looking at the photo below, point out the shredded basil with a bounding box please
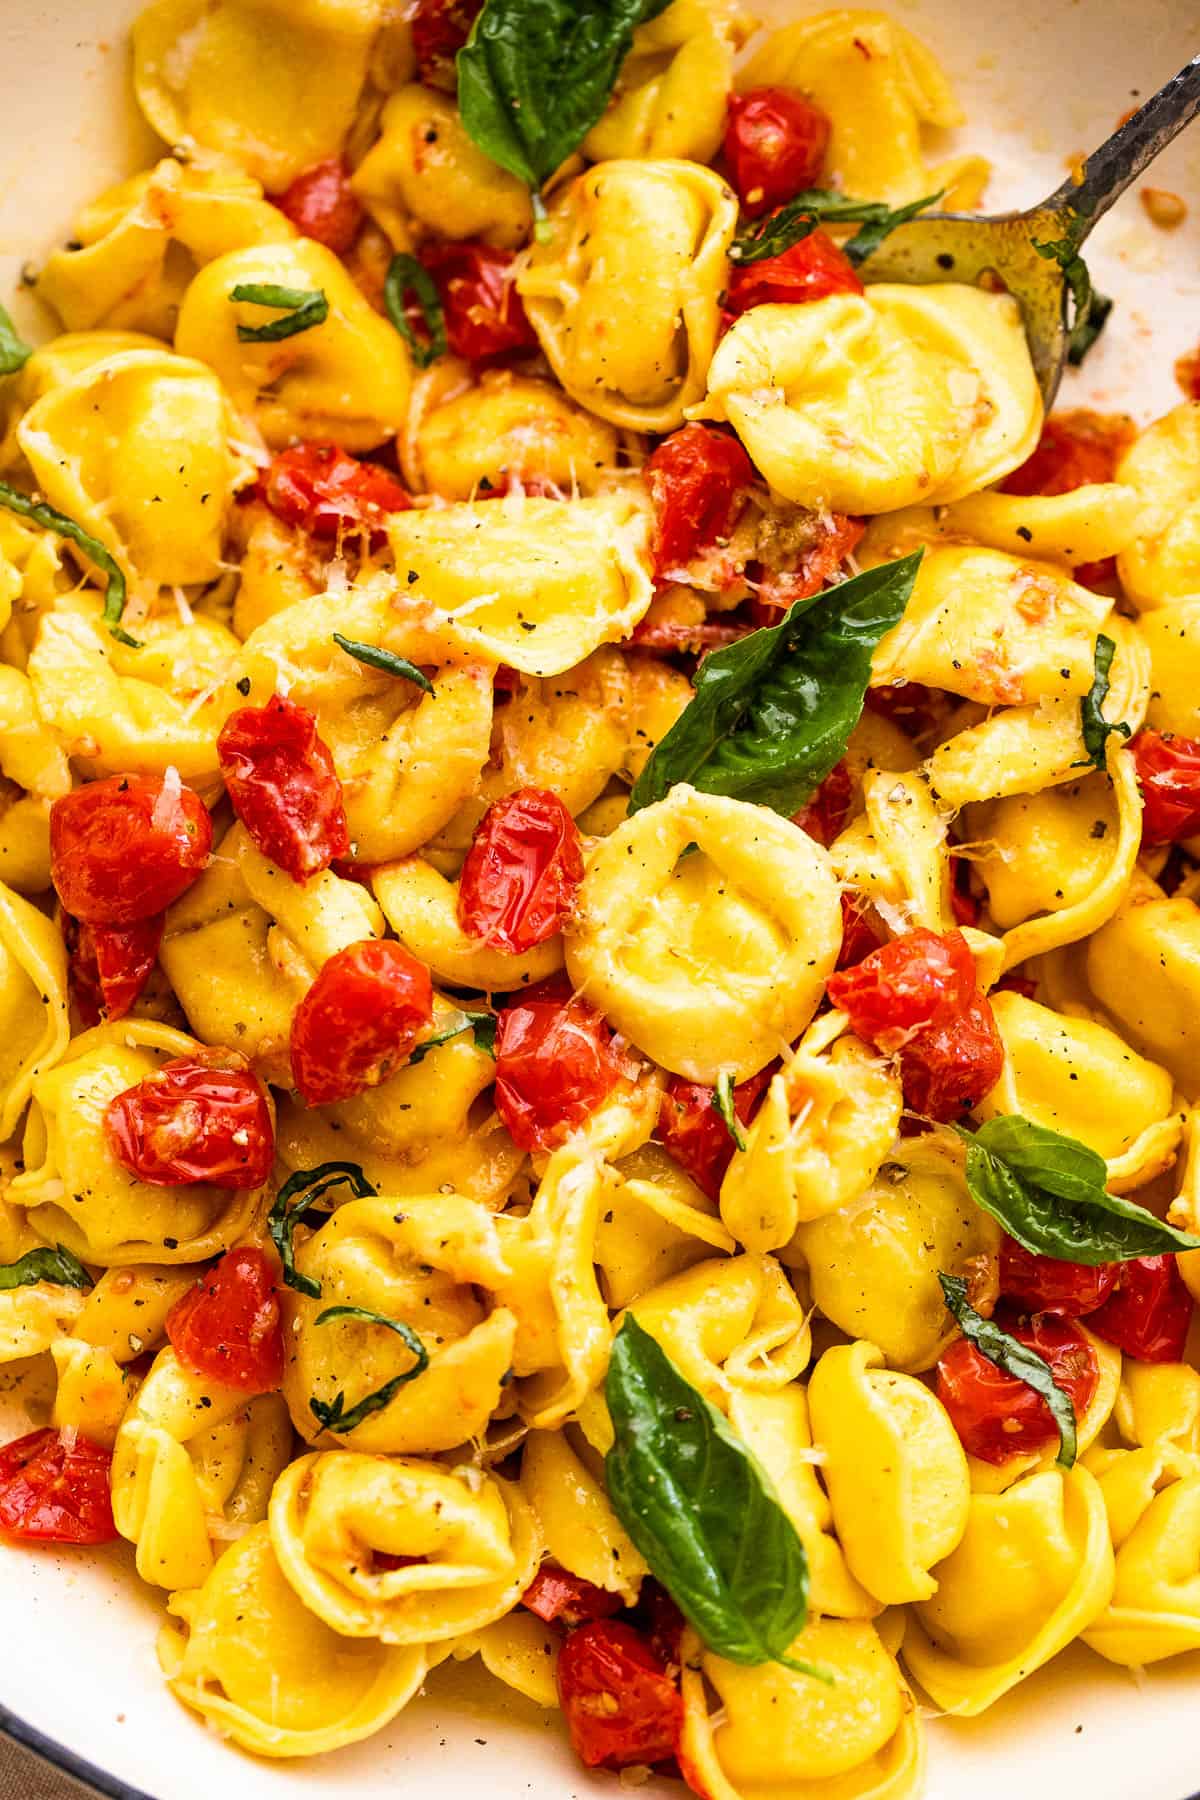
[939,1271,1077,1468]
[713,1073,746,1152]
[309,1305,429,1433]
[0,304,32,376]
[268,1161,377,1298]
[0,482,136,645]
[0,1244,93,1292]
[1078,633,1131,770]
[1031,236,1113,366]
[408,1007,497,1065]
[730,188,943,269]
[230,282,329,343]
[383,255,447,370]
[332,633,434,694]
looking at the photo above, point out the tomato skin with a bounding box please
[899,991,1004,1122]
[1000,409,1135,497]
[263,441,411,543]
[936,1309,1099,1464]
[166,1246,284,1394]
[218,693,350,885]
[104,1053,275,1189]
[411,0,483,88]
[1130,730,1200,844]
[494,995,636,1152]
[0,1428,117,1545]
[825,927,978,1055]
[724,87,831,218]
[290,939,434,1106]
[753,513,865,613]
[836,892,884,970]
[457,788,584,954]
[792,760,852,847]
[1088,1255,1194,1363]
[863,679,941,739]
[999,1238,1119,1317]
[656,1065,774,1201]
[557,1620,683,1772]
[275,158,363,252]
[64,911,163,1026]
[645,424,756,581]
[521,1564,624,1626]
[50,773,211,927]
[418,240,537,363]
[725,229,864,318]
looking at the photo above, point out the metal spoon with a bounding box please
[859,54,1200,404]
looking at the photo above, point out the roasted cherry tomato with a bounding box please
[166,1246,285,1394]
[792,760,853,847]
[724,87,831,217]
[1000,409,1135,496]
[457,788,584,954]
[263,441,411,543]
[218,693,350,884]
[1130,730,1200,844]
[494,994,636,1152]
[1088,1254,1195,1363]
[418,240,537,364]
[521,1564,624,1626]
[725,229,863,319]
[50,773,211,927]
[836,892,884,970]
[0,1428,117,1545]
[645,423,755,580]
[936,1308,1099,1464]
[863,679,942,739]
[290,938,434,1106]
[275,158,363,252]
[411,0,483,88]
[64,912,163,1026]
[635,1579,687,1670]
[899,991,1004,1121]
[753,513,865,613]
[657,1066,774,1201]
[999,1237,1119,1317]
[825,927,978,1054]
[104,1053,275,1189]
[557,1620,683,1772]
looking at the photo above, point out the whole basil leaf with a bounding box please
[0,304,32,376]
[939,1271,1077,1468]
[605,1315,824,1675]
[960,1114,1200,1265]
[730,189,942,269]
[268,1160,377,1297]
[1078,633,1131,770]
[0,482,136,646]
[628,552,921,816]
[0,1244,93,1291]
[309,1305,429,1434]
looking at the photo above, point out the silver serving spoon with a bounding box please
[859,54,1200,404]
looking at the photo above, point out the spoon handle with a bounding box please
[1040,53,1200,246]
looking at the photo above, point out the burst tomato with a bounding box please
[999,1239,1119,1317]
[725,229,863,318]
[825,927,978,1054]
[457,789,584,954]
[645,423,755,580]
[1088,1254,1194,1363]
[290,939,434,1106]
[50,773,211,927]
[792,760,853,847]
[899,991,1004,1121]
[262,441,411,543]
[218,693,349,884]
[936,1309,1099,1463]
[166,1246,284,1393]
[64,912,163,1025]
[557,1620,683,1772]
[104,1053,275,1189]
[1000,409,1135,496]
[275,158,363,252]
[753,513,865,612]
[418,240,536,363]
[1130,730,1200,844]
[724,87,831,218]
[837,893,884,970]
[656,1065,774,1201]
[494,994,636,1152]
[0,1428,117,1545]
[521,1564,624,1626]
[411,0,483,88]
[863,679,941,738]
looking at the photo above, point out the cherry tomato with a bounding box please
[629,616,749,656]
[64,912,163,1026]
[1130,730,1200,844]
[411,0,483,89]
[936,1308,1099,1464]
[50,773,211,927]
[0,1428,117,1545]
[656,1064,775,1202]
[263,441,411,543]
[521,1564,624,1626]
[792,760,852,847]
[825,927,978,1054]
[218,693,350,884]
[457,788,584,954]
[724,87,831,218]
[636,1580,687,1669]
[418,241,537,364]
[494,994,636,1152]
[753,513,865,613]
[1000,409,1135,496]
[899,991,1004,1121]
[166,1246,285,1394]
[836,893,884,970]
[105,1053,275,1189]
[557,1620,683,1772]
[725,229,863,319]
[950,856,981,928]
[275,158,363,252]
[290,938,434,1106]
[645,424,756,580]
[863,679,941,738]
[1088,1255,1195,1363]
[999,1237,1119,1317]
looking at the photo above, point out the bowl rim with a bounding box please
[1,1707,155,1800]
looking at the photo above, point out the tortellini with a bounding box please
[1114,401,1200,607]
[0,881,69,1139]
[521,1427,648,1603]
[1141,598,1200,737]
[413,371,620,502]
[373,857,563,990]
[1083,881,1200,1093]
[595,1141,735,1310]
[351,87,533,250]
[585,0,749,165]
[627,1253,811,1407]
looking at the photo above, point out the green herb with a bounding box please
[629,552,921,817]
[408,1007,497,1065]
[309,1305,429,1433]
[1031,236,1113,366]
[268,1161,377,1298]
[332,633,434,694]
[0,482,137,646]
[230,282,329,343]
[713,1073,746,1152]
[939,1271,1077,1468]
[730,189,943,268]
[0,304,32,376]
[958,1115,1200,1265]
[605,1315,824,1674]
[383,255,447,369]
[0,1244,93,1291]
[1078,633,1130,771]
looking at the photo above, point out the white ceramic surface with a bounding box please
[1,3,1199,1798]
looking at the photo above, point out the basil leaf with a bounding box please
[1078,633,1131,771]
[268,1160,377,1298]
[383,255,447,370]
[0,1244,93,1291]
[309,1305,429,1433]
[230,282,329,343]
[408,1007,497,1066]
[605,1315,824,1674]
[1031,236,1113,368]
[0,481,137,646]
[730,189,942,269]
[959,1114,1200,1265]
[0,304,32,376]
[939,1271,1077,1468]
[333,633,434,694]
[713,1073,746,1152]
[628,552,921,817]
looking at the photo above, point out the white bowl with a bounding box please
[2,3,1200,1797]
